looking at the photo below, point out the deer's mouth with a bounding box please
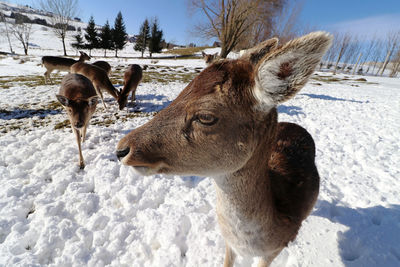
[116,147,168,175]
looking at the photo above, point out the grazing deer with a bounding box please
[42,51,90,84]
[56,74,99,169]
[92,61,112,75]
[116,32,332,266]
[117,64,143,110]
[202,51,219,66]
[70,62,119,109]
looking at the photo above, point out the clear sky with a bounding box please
[6,0,400,45]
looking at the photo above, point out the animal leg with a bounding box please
[81,124,88,142]
[73,126,85,169]
[223,243,236,267]
[94,85,107,109]
[258,250,281,267]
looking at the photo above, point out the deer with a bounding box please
[42,51,90,84]
[56,74,99,169]
[70,62,119,109]
[92,60,112,76]
[117,64,143,110]
[116,32,332,266]
[202,51,220,66]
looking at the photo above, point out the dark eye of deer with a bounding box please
[196,114,218,126]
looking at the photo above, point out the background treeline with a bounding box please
[321,31,400,77]
[72,12,127,57]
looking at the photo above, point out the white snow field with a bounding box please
[1,57,399,267]
[1,5,400,266]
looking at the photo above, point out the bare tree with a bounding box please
[10,16,33,55]
[368,39,384,74]
[0,12,14,54]
[390,49,400,77]
[188,0,285,58]
[39,0,78,56]
[341,36,361,73]
[359,36,379,74]
[333,32,351,74]
[269,0,304,44]
[379,31,400,76]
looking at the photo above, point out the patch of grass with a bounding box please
[142,70,197,84]
[312,75,342,83]
[54,119,70,130]
[355,78,367,82]
[45,101,62,110]
[0,74,61,88]
[164,46,212,56]
[0,109,12,115]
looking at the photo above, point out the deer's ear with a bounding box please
[56,95,70,106]
[240,37,279,65]
[202,51,206,57]
[253,32,332,109]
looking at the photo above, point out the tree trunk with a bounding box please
[62,36,67,56]
[3,22,14,54]
[220,45,229,59]
[352,53,362,75]
[380,50,392,76]
[104,49,107,57]
[115,48,118,57]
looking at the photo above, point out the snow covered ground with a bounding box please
[1,5,400,266]
[1,52,399,266]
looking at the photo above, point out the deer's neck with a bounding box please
[213,109,278,219]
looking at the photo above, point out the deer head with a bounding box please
[79,51,91,61]
[56,74,98,131]
[116,32,332,176]
[202,51,219,65]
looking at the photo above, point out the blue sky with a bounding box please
[8,0,400,45]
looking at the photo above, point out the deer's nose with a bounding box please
[75,121,84,129]
[116,147,130,160]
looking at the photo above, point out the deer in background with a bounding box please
[92,61,112,75]
[116,32,332,266]
[42,51,90,84]
[202,51,219,66]
[70,62,119,109]
[117,64,143,110]
[56,74,99,169]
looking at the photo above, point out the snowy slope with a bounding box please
[0,54,399,266]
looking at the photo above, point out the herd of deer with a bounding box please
[42,51,143,169]
[43,32,332,266]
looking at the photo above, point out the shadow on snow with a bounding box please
[314,200,400,266]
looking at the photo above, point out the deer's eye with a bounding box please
[195,113,218,126]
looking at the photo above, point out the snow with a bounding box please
[1,3,400,267]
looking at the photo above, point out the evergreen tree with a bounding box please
[148,18,164,58]
[99,20,113,57]
[134,19,150,58]
[72,33,85,50]
[112,11,127,57]
[84,16,99,56]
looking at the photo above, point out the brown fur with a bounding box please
[117,64,143,110]
[42,51,90,84]
[56,74,98,169]
[70,62,119,109]
[92,61,111,75]
[116,32,332,266]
